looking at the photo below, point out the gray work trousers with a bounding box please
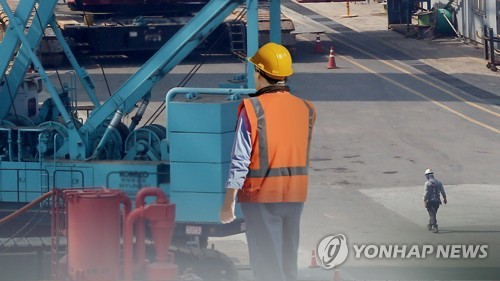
[427,201,440,226]
[241,202,304,281]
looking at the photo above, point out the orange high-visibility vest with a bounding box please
[237,91,316,203]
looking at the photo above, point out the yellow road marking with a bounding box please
[343,56,500,134]
[335,37,500,118]
[296,32,499,133]
[378,58,500,118]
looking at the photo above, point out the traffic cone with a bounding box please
[333,268,340,281]
[327,46,337,69]
[308,250,319,268]
[314,33,322,53]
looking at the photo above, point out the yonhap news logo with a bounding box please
[317,234,349,269]
[317,234,489,270]
[352,244,488,259]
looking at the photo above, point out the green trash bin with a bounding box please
[436,8,453,35]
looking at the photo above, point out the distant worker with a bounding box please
[219,42,316,281]
[423,169,447,233]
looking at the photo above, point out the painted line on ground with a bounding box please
[295,33,499,133]
[341,54,500,134]
[329,34,500,118]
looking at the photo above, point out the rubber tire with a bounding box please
[172,246,238,281]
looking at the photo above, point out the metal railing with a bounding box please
[0,167,86,202]
[478,26,500,72]
[0,168,50,202]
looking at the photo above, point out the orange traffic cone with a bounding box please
[327,46,337,69]
[314,33,322,53]
[333,268,340,281]
[309,250,319,268]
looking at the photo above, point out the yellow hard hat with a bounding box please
[248,42,293,80]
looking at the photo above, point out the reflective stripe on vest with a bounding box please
[246,96,315,179]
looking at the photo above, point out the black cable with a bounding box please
[33,4,73,125]
[21,200,51,238]
[145,7,248,124]
[82,10,113,97]
[33,6,66,90]
[99,63,113,97]
[145,7,248,125]
[0,199,49,253]
[54,68,64,90]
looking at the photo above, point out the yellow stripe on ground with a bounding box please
[343,56,500,134]
[337,37,500,118]
[297,32,500,133]
[379,59,500,118]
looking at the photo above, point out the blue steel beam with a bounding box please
[49,16,100,108]
[0,0,86,159]
[246,0,258,88]
[0,0,36,84]
[80,0,244,135]
[0,0,59,118]
[270,0,282,44]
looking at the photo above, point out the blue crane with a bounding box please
[0,0,286,276]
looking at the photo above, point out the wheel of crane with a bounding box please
[147,124,167,137]
[5,115,35,127]
[124,124,166,160]
[36,121,70,158]
[87,121,129,160]
[115,121,130,145]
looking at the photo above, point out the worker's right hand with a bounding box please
[220,188,238,224]
[220,201,236,224]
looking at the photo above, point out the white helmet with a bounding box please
[425,168,433,175]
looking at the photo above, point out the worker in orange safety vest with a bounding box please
[220,42,316,281]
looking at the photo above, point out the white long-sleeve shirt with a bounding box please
[423,178,446,201]
[225,110,252,190]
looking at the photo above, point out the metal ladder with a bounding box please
[228,20,246,54]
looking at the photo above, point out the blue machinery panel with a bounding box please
[166,88,254,223]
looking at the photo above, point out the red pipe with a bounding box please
[148,205,175,263]
[121,193,132,221]
[136,215,147,273]
[120,192,135,280]
[135,187,168,206]
[134,187,166,271]
[124,207,144,281]
[124,187,172,281]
